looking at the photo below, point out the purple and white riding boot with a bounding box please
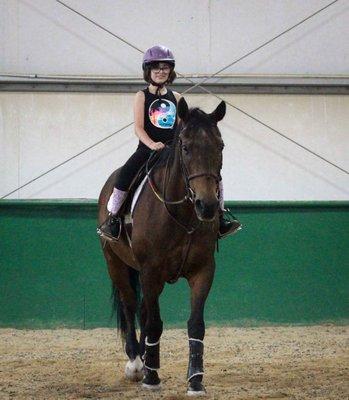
[97,188,128,241]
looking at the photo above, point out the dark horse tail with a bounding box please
[111,266,141,340]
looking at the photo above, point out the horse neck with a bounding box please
[164,142,187,200]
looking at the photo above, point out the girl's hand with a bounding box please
[149,142,165,151]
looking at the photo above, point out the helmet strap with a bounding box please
[149,79,165,97]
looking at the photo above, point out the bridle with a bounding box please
[179,138,220,195]
[145,129,221,284]
[145,147,193,205]
[146,134,220,208]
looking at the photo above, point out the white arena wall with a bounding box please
[1,0,348,76]
[1,1,348,201]
[1,91,348,201]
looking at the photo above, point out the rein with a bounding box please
[144,131,220,284]
[145,150,194,205]
[145,137,220,208]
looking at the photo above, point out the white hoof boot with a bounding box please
[187,381,206,396]
[125,356,144,381]
[142,382,162,391]
[187,389,207,396]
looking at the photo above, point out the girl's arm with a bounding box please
[134,91,164,150]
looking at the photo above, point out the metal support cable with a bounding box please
[182,0,339,94]
[2,0,344,198]
[55,0,339,89]
[55,0,144,54]
[54,0,347,174]
[200,87,349,175]
[1,122,134,199]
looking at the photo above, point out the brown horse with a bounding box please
[98,97,226,395]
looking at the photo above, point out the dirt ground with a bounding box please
[0,325,348,400]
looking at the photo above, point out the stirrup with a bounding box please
[218,208,242,239]
[96,214,122,242]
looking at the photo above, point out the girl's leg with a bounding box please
[98,146,151,240]
[107,146,151,215]
[218,179,242,238]
[107,188,128,215]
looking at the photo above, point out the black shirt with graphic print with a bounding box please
[142,88,177,145]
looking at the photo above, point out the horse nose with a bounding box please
[195,199,219,221]
[195,199,205,214]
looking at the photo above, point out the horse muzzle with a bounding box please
[194,199,219,222]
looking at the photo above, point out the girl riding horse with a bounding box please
[98,45,241,240]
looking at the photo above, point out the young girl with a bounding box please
[98,45,240,240]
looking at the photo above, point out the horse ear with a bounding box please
[210,101,226,123]
[177,97,189,122]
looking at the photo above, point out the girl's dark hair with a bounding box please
[143,64,177,85]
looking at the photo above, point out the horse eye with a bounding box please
[182,145,189,154]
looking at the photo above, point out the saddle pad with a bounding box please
[131,175,148,216]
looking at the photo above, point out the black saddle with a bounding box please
[121,150,162,217]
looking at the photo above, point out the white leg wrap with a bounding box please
[143,336,160,370]
[187,338,204,382]
[187,371,204,381]
[107,188,127,215]
[189,338,204,344]
[144,364,159,371]
[145,337,160,346]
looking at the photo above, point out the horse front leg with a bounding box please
[140,273,165,390]
[187,265,215,396]
[139,299,147,361]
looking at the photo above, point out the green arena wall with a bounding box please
[0,200,348,328]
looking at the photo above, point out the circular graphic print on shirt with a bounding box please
[148,99,176,129]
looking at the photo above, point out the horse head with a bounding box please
[177,97,226,222]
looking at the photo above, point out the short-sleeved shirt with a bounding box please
[142,87,177,145]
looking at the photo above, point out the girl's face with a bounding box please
[150,62,171,85]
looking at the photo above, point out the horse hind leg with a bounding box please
[124,355,143,382]
[112,279,143,382]
[104,246,143,381]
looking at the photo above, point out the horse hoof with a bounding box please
[187,381,206,396]
[142,369,161,389]
[142,382,162,391]
[125,356,144,381]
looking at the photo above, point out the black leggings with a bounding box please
[115,144,151,191]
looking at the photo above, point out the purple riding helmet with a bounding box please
[142,45,175,70]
